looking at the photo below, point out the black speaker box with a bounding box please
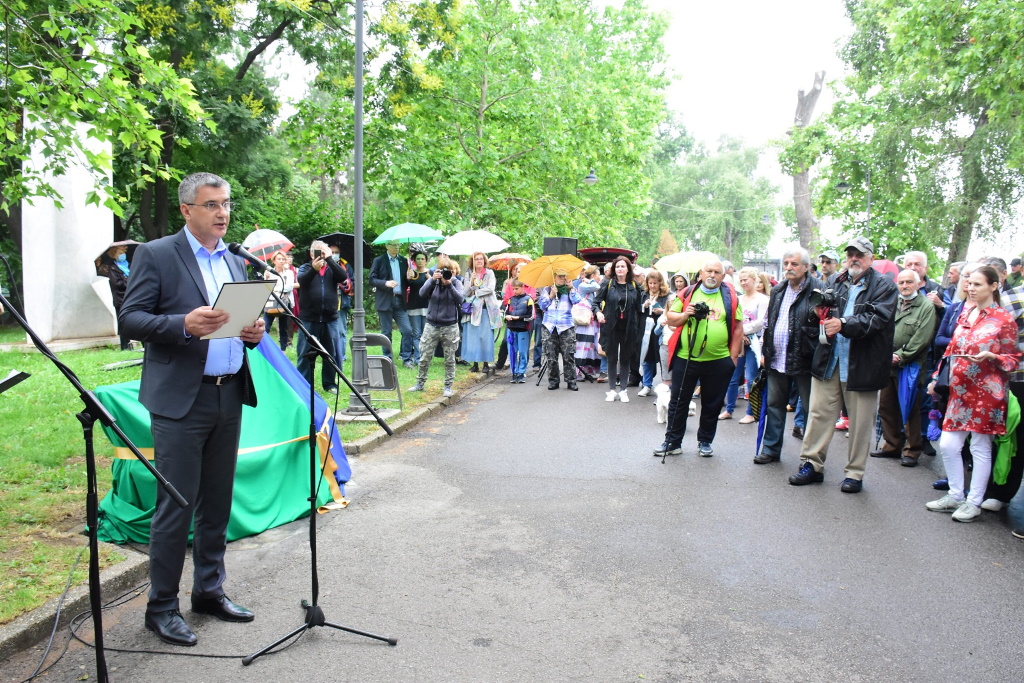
[543,237,578,256]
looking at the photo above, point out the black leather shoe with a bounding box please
[145,609,197,646]
[869,449,900,458]
[840,478,863,493]
[791,426,804,440]
[922,440,937,456]
[566,382,578,391]
[191,594,254,622]
[789,462,824,485]
[753,452,780,464]
[548,383,559,390]
[900,456,919,467]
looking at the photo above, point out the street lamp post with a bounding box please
[345,0,370,413]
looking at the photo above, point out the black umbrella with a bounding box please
[317,232,373,265]
[94,240,141,272]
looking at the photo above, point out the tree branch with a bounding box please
[454,121,478,164]
[236,18,294,81]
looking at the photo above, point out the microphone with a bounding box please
[227,243,274,275]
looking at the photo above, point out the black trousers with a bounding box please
[147,380,244,613]
[605,328,635,392]
[664,356,735,447]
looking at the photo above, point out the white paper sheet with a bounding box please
[201,280,275,340]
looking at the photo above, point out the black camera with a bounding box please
[809,288,839,308]
[691,301,710,320]
[440,268,453,280]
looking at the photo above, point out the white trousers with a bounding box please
[938,430,994,507]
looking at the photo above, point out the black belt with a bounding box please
[202,373,237,386]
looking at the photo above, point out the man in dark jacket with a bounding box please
[789,236,897,493]
[369,241,414,366]
[755,246,821,464]
[408,257,463,398]
[296,240,350,394]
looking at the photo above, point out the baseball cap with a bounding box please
[845,237,874,254]
[819,249,840,261]
[1011,258,1022,267]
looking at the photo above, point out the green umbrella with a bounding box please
[372,222,444,245]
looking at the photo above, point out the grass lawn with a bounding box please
[0,323,492,626]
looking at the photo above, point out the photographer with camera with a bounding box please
[408,256,464,398]
[296,240,350,394]
[788,237,897,493]
[755,246,822,464]
[653,258,743,458]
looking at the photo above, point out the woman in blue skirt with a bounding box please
[461,251,502,372]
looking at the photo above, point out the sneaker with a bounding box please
[605,390,618,402]
[596,372,608,383]
[653,442,682,456]
[619,390,629,403]
[952,501,982,523]
[326,386,339,395]
[510,375,518,384]
[926,494,964,512]
[637,386,651,397]
[409,382,425,392]
[753,452,780,464]
[1011,529,1024,540]
[688,400,696,416]
[933,478,949,490]
[835,416,849,431]
[403,360,415,368]
[789,462,824,486]
[442,386,453,398]
[697,441,713,457]
[981,498,1006,512]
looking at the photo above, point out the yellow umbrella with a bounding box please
[654,250,719,276]
[517,254,586,288]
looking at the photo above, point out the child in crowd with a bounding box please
[504,278,535,383]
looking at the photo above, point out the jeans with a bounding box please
[508,330,530,376]
[408,313,425,364]
[760,369,811,458]
[335,307,349,367]
[794,395,807,430]
[1008,480,1024,531]
[724,346,759,415]
[641,360,658,389]
[296,318,340,390]
[263,311,291,350]
[532,312,544,367]
[379,297,414,363]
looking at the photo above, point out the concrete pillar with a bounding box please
[21,123,116,343]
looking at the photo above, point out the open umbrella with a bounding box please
[317,232,373,265]
[94,240,140,271]
[242,228,293,261]
[655,250,719,276]
[488,253,532,270]
[436,229,509,255]
[872,259,901,280]
[577,247,638,267]
[517,254,586,289]
[373,222,444,245]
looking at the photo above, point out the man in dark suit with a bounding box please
[120,172,265,647]
[369,240,414,366]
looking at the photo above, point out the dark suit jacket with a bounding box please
[369,252,410,312]
[119,229,257,420]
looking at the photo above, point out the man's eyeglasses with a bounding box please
[186,201,235,212]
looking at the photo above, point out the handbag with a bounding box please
[572,302,593,326]
[461,300,474,315]
[932,356,952,411]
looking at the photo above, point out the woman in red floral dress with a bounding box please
[926,265,1021,522]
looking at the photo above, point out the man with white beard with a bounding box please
[788,237,898,493]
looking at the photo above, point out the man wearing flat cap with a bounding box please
[789,236,898,493]
[1006,257,1023,291]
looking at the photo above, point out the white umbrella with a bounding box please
[436,230,509,255]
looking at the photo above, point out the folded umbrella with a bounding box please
[748,367,770,456]
[897,363,920,425]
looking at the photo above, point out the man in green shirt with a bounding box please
[1006,258,1023,291]
[654,259,744,458]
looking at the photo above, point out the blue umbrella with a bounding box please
[373,222,444,245]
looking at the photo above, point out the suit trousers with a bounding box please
[147,380,244,613]
[799,372,878,481]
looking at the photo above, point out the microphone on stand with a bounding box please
[227,243,277,277]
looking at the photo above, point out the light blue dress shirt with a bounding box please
[389,255,403,295]
[183,228,244,376]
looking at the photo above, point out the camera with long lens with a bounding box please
[691,301,710,320]
[440,268,453,280]
[809,288,839,309]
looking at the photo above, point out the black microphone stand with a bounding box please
[242,270,397,666]
[0,292,187,683]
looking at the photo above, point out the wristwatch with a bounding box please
[839,317,847,328]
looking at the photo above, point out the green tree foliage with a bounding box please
[783,0,1024,268]
[288,0,669,252]
[0,0,205,214]
[630,129,777,265]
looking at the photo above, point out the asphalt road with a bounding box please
[8,373,1024,682]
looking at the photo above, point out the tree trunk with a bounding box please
[791,71,825,251]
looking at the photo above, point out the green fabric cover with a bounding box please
[95,351,333,544]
